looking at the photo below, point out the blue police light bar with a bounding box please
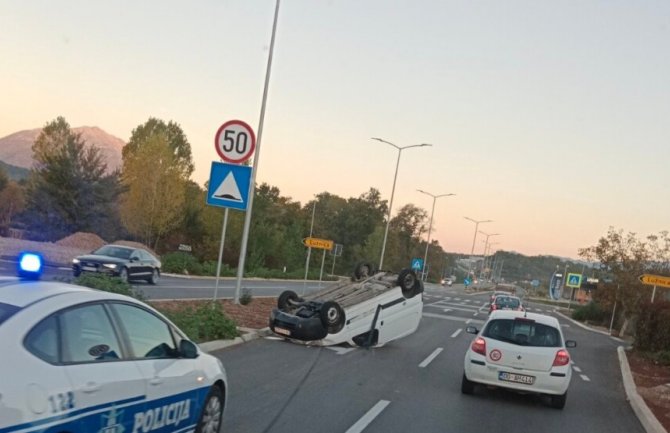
[17,252,43,280]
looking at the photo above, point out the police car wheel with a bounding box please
[196,385,224,433]
[320,301,345,334]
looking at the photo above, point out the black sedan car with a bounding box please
[72,244,161,284]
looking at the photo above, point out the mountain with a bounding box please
[0,160,29,181]
[0,126,125,173]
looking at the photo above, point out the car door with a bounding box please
[140,250,156,276]
[376,293,423,346]
[109,302,203,430]
[58,303,147,432]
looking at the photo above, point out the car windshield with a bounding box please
[484,318,561,347]
[0,302,20,326]
[495,297,520,308]
[92,246,133,260]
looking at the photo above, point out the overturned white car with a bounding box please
[269,264,423,347]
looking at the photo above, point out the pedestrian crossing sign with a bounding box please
[566,273,582,289]
[206,161,252,210]
[411,258,423,271]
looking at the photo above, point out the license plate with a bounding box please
[274,327,290,336]
[499,371,535,385]
[82,266,97,272]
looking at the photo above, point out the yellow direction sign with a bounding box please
[303,237,334,250]
[639,274,670,288]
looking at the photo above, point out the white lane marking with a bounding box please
[572,366,582,373]
[443,308,452,312]
[445,297,452,300]
[325,346,356,355]
[561,324,570,327]
[345,400,391,433]
[451,329,462,338]
[473,312,479,316]
[425,303,480,313]
[463,299,471,303]
[454,298,461,301]
[423,312,485,324]
[419,348,444,368]
[466,319,473,324]
[580,374,591,382]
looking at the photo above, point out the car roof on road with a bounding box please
[0,280,95,308]
[488,310,559,327]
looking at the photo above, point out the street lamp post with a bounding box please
[478,231,500,281]
[417,189,455,281]
[464,217,492,281]
[372,138,431,270]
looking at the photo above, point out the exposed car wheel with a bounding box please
[119,267,129,284]
[549,391,567,409]
[461,373,475,395]
[353,262,375,280]
[148,268,160,285]
[277,290,300,310]
[397,269,418,298]
[195,385,224,433]
[320,301,345,334]
[73,268,81,278]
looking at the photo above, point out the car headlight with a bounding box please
[103,263,117,269]
[72,258,80,264]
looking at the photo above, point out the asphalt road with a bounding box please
[213,284,644,433]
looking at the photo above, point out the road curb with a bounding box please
[554,311,625,342]
[162,272,341,283]
[199,327,270,352]
[617,346,668,433]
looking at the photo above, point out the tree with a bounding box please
[23,117,122,241]
[0,166,8,191]
[579,227,670,336]
[0,181,25,235]
[121,129,189,250]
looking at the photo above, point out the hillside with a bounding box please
[0,160,29,181]
[0,126,125,173]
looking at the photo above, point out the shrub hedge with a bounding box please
[571,301,607,325]
[161,303,239,343]
[635,300,670,352]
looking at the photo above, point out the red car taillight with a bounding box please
[471,337,486,356]
[552,349,570,367]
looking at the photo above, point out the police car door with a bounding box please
[109,303,202,432]
[59,303,147,432]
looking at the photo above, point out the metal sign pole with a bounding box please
[213,208,229,303]
[318,249,326,288]
[233,0,280,304]
[651,285,657,303]
[302,201,316,295]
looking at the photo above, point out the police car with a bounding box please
[0,253,228,433]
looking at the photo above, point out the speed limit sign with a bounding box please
[214,120,256,164]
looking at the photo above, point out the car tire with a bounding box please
[353,262,375,280]
[461,373,475,395]
[320,301,345,334]
[549,391,567,409]
[277,290,300,310]
[148,268,160,285]
[119,267,129,284]
[73,268,81,278]
[397,269,418,298]
[195,385,224,433]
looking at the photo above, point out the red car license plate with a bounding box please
[274,327,290,336]
[499,371,535,385]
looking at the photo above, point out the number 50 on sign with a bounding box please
[215,120,256,164]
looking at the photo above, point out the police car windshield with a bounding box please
[0,302,20,326]
[93,246,133,259]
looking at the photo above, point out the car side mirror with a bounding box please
[130,257,139,262]
[465,326,479,335]
[565,340,577,348]
[179,340,199,359]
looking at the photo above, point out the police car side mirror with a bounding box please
[179,340,199,359]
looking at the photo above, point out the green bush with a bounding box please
[239,288,253,305]
[73,274,143,299]
[162,303,239,343]
[635,301,670,352]
[571,302,607,324]
[161,252,202,275]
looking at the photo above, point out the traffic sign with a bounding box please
[303,237,334,250]
[411,258,423,271]
[464,278,471,287]
[639,274,670,288]
[215,120,256,164]
[206,161,252,210]
[566,273,582,289]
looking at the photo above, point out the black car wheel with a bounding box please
[277,290,300,310]
[148,268,160,285]
[119,267,129,283]
[320,301,345,334]
[195,385,224,433]
[461,373,475,395]
[353,262,375,280]
[549,391,567,409]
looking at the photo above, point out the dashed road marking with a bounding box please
[419,348,444,368]
[451,329,462,338]
[580,374,590,382]
[345,400,391,433]
[572,366,582,373]
[325,346,356,356]
[466,319,473,324]
[443,308,452,313]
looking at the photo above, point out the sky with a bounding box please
[1,0,669,259]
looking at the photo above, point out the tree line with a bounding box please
[0,116,454,278]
